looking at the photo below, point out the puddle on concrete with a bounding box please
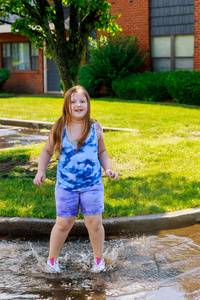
[1,224,200,299]
[0,126,49,149]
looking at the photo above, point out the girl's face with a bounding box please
[70,92,88,121]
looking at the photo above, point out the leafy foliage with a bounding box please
[112,71,171,101]
[165,70,200,105]
[112,70,200,105]
[0,69,11,91]
[79,65,101,97]
[84,34,146,96]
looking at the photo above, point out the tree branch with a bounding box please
[20,0,43,25]
[0,8,25,21]
[0,18,13,25]
[34,0,51,19]
[54,0,66,38]
[79,7,99,36]
[69,3,79,43]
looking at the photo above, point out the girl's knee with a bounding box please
[56,217,75,232]
[84,215,103,232]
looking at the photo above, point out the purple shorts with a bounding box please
[55,180,104,217]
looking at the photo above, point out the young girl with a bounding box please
[33,86,118,273]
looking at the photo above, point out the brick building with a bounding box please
[0,0,198,94]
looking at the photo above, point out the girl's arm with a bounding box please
[33,132,54,186]
[97,122,118,181]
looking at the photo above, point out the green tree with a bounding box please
[0,0,121,93]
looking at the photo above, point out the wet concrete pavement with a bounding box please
[0,125,49,150]
[0,118,137,151]
[2,224,200,299]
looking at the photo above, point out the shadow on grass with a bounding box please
[1,166,200,219]
[0,146,57,178]
[0,148,32,176]
[103,172,200,217]
[22,94,63,99]
[0,147,31,163]
[0,93,16,98]
[7,93,200,110]
[91,97,200,110]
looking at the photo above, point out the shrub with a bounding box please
[85,34,147,95]
[165,70,200,105]
[112,71,171,101]
[0,69,11,91]
[79,65,101,97]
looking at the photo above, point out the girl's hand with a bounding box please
[33,171,46,186]
[105,169,118,180]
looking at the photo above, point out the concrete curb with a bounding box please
[0,118,138,132]
[1,207,200,237]
[0,118,53,130]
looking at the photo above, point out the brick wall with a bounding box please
[0,33,44,94]
[194,0,200,70]
[108,0,151,70]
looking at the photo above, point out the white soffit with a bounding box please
[0,25,12,33]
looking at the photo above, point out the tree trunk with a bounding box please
[55,59,80,94]
[52,46,86,94]
[44,2,97,94]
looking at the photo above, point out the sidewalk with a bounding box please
[0,117,138,132]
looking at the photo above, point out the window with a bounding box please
[2,42,39,71]
[174,36,194,71]
[151,35,194,72]
[31,43,39,71]
[2,43,11,69]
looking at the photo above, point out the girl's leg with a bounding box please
[84,213,105,260]
[49,216,76,260]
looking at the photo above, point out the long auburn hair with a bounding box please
[52,86,93,153]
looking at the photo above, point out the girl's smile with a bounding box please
[70,92,88,120]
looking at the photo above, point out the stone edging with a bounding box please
[1,207,200,237]
[0,118,138,132]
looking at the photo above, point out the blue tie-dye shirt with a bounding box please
[57,123,102,191]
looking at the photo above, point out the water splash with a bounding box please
[28,241,48,273]
[2,226,200,299]
[104,242,124,271]
[27,238,124,277]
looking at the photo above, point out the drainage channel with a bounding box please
[0,125,49,150]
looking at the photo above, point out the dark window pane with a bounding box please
[31,57,38,71]
[175,58,194,71]
[3,43,10,57]
[3,57,11,69]
[152,58,171,72]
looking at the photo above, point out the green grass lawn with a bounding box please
[1,95,200,137]
[0,95,200,219]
